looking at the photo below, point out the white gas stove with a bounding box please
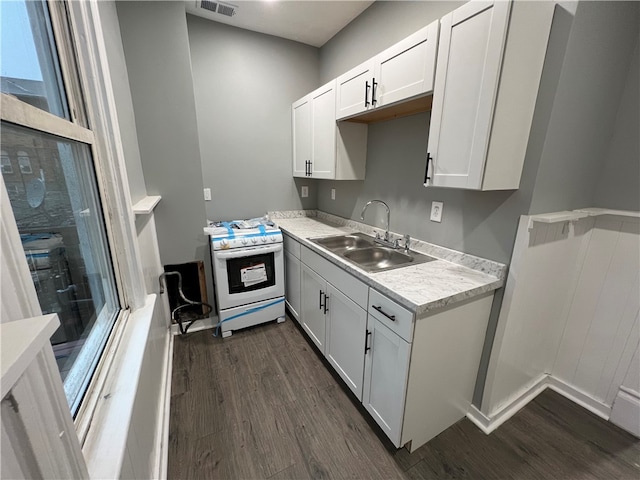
[204,217,285,337]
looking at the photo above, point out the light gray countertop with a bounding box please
[270,211,506,317]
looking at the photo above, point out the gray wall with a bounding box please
[187,15,319,221]
[593,39,640,211]
[528,0,639,214]
[117,1,208,272]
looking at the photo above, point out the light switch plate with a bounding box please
[430,201,443,222]
[331,188,336,200]
[301,186,309,198]
[203,188,211,201]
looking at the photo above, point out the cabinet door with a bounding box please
[325,284,367,400]
[310,83,337,179]
[292,95,311,177]
[336,59,375,120]
[374,21,439,108]
[284,250,301,322]
[363,317,411,447]
[300,263,327,353]
[426,1,511,189]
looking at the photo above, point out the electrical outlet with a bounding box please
[203,188,211,201]
[430,201,443,222]
[301,186,309,198]
[331,188,336,200]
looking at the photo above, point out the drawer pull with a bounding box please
[372,304,395,321]
[364,329,371,353]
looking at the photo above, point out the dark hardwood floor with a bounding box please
[168,315,640,479]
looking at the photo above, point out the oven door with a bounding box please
[213,243,284,309]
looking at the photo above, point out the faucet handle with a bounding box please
[404,234,411,252]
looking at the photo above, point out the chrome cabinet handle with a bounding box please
[372,304,395,321]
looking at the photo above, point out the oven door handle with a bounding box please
[215,243,282,259]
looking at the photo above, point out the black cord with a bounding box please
[159,271,213,334]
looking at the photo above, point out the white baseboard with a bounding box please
[170,316,216,335]
[467,374,548,434]
[546,376,611,420]
[152,331,173,479]
[609,387,640,438]
[467,374,613,435]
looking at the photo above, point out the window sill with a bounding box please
[132,195,161,215]
[81,293,158,479]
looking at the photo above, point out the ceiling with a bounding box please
[184,0,375,48]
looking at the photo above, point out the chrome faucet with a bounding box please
[360,200,393,246]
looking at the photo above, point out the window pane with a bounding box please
[1,122,118,415]
[0,0,69,118]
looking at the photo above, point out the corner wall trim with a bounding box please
[609,388,640,437]
[467,374,548,434]
[467,374,612,435]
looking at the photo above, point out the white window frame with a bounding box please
[1,0,146,451]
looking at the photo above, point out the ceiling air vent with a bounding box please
[200,0,237,17]
[216,2,237,17]
[200,0,218,13]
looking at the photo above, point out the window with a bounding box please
[1,0,120,416]
[17,150,33,174]
[0,150,12,173]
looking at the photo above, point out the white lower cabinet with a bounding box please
[284,250,301,322]
[325,284,367,400]
[362,316,411,445]
[283,234,302,322]
[284,239,495,452]
[300,263,327,353]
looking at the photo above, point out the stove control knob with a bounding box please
[270,236,276,242]
[241,238,248,245]
[251,238,258,244]
[220,240,228,249]
[261,237,267,243]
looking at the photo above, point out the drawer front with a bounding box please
[283,233,301,259]
[301,246,369,310]
[368,289,413,342]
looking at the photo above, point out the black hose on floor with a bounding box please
[159,271,213,334]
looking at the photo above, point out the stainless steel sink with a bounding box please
[314,233,374,250]
[309,233,436,273]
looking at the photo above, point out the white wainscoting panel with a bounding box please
[482,216,591,416]
[552,216,640,405]
[482,210,640,435]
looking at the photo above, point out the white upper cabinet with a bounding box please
[373,22,439,109]
[292,80,367,180]
[426,0,556,190]
[336,21,439,121]
[336,59,376,120]
[292,96,311,177]
[310,83,338,179]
